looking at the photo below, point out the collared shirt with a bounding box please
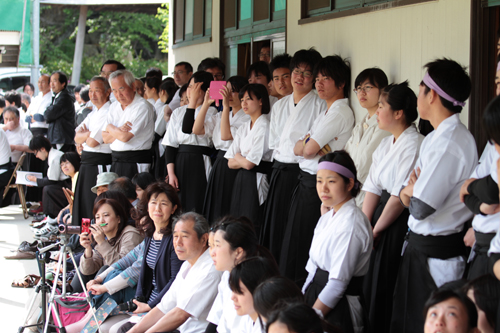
[238,315,265,333]
[406,114,478,236]
[345,113,391,207]
[206,271,243,332]
[27,92,52,128]
[157,249,222,333]
[4,125,33,163]
[225,115,273,205]
[47,148,69,181]
[105,94,155,151]
[154,99,167,135]
[364,125,423,197]
[205,109,250,151]
[76,101,112,154]
[0,129,11,174]
[298,98,354,175]
[269,91,325,163]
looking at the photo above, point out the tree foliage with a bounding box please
[40,5,169,84]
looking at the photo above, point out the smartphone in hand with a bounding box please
[81,218,91,234]
[209,81,226,101]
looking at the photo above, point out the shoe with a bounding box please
[4,251,36,260]
[31,214,46,223]
[33,222,58,236]
[35,234,58,242]
[17,240,38,253]
[11,274,40,288]
[28,204,43,216]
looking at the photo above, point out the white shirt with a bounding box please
[205,109,250,151]
[147,98,155,105]
[303,199,372,308]
[238,315,265,333]
[406,114,478,236]
[269,91,325,163]
[269,95,278,111]
[168,89,181,114]
[157,249,222,333]
[363,125,423,197]
[0,129,11,174]
[47,148,69,181]
[345,113,391,207]
[105,94,155,151]
[76,101,112,154]
[4,125,32,163]
[207,271,243,333]
[470,142,499,235]
[298,98,354,175]
[225,115,273,205]
[154,99,167,135]
[27,92,52,128]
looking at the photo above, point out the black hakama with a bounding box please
[467,231,496,279]
[390,231,466,333]
[43,180,71,218]
[280,171,322,286]
[26,126,48,203]
[304,268,364,333]
[175,145,213,214]
[152,133,166,180]
[203,150,239,225]
[72,151,112,226]
[259,162,301,262]
[362,190,409,333]
[110,150,152,180]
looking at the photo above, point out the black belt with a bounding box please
[253,161,274,175]
[111,150,152,164]
[0,160,11,171]
[474,231,496,254]
[407,230,466,259]
[272,161,300,172]
[81,151,112,165]
[178,144,214,156]
[217,149,228,159]
[298,170,316,187]
[313,268,363,296]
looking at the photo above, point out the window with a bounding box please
[301,0,432,21]
[173,0,212,46]
[223,0,286,32]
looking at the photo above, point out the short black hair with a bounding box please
[270,53,292,73]
[464,274,500,329]
[24,83,35,92]
[74,84,86,93]
[229,257,280,295]
[4,91,21,107]
[175,61,193,74]
[100,60,126,72]
[421,58,471,113]
[29,135,52,152]
[131,172,156,191]
[145,77,162,93]
[51,71,68,89]
[247,61,272,83]
[179,83,188,98]
[79,88,90,103]
[197,57,226,76]
[354,67,389,90]
[314,55,351,98]
[3,106,20,118]
[60,152,81,172]
[213,216,258,256]
[319,150,361,197]
[190,71,214,92]
[266,303,328,333]
[0,97,5,108]
[160,80,179,104]
[109,177,137,201]
[227,76,248,93]
[483,94,500,145]
[289,48,322,74]
[423,288,477,330]
[145,67,163,80]
[253,276,304,320]
[239,84,271,115]
[381,81,418,126]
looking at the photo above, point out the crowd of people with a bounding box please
[2,40,500,333]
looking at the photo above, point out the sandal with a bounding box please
[11,274,41,288]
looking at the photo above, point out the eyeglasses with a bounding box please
[259,53,270,58]
[354,85,374,94]
[172,70,187,76]
[213,74,225,80]
[292,68,313,78]
[100,71,114,77]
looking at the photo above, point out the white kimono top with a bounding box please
[238,315,265,333]
[269,91,325,163]
[206,271,243,333]
[76,101,112,154]
[363,125,423,197]
[298,98,354,175]
[225,115,273,204]
[205,109,250,151]
[5,125,32,163]
[47,148,69,182]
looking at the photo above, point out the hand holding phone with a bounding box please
[81,218,91,234]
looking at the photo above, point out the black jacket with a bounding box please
[44,88,76,144]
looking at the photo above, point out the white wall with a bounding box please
[168,0,221,74]
[287,0,471,126]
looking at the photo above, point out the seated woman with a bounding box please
[303,151,372,333]
[423,286,478,333]
[74,198,143,291]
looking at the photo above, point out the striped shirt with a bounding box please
[146,239,162,303]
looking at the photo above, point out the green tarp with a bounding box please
[0,0,33,65]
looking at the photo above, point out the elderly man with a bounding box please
[101,60,126,104]
[44,71,76,152]
[102,70,155,180]
[113,212,222,333]
[73,76,113,226]
[2,106,32,163]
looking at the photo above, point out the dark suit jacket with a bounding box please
[44,88,76,144]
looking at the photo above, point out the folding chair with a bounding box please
[3,153,29,219]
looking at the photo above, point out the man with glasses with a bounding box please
[197,57,225,81]
[162,62,194,127]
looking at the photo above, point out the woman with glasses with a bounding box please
[280,55,354,286]
[344,68,390,208]
[260,48,325,265]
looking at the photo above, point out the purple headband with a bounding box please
[497,61,500,72]
[318,161,359,189]
[422,72,465,107]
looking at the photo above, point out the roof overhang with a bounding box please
[0,31,21,67]
[40,0,166,15]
